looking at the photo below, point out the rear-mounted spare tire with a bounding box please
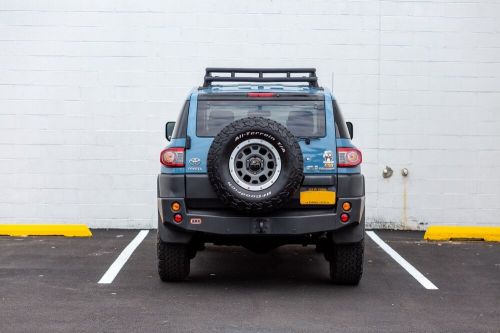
[207,117,303,213]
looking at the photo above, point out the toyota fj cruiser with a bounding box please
[158,68,365,284]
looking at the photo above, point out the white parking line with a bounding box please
[98,230,149,284]
[366,231,438,290]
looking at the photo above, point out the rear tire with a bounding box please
[329,240,364,285]
[157,234,190,282]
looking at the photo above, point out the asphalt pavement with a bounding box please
[0,230,499,332]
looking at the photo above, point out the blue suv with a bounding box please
[158,68,365,284]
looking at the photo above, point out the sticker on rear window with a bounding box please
[322,150,334,169]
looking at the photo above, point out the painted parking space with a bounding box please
[0,230,498,332]
[366,231,438,289]
[98,230,149,284]
[0,230,138,284]
[114,231,436,294]
[374,231,500,300]
[374,231,500,288]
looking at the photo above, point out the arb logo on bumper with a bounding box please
[190,217,202,225]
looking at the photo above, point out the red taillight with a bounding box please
[247,92,277,97]
[337,147,362,167]
[173,213,183,223]
[340,213,349,223]
[160,148,185,167]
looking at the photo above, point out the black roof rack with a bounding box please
[203,68,319,88]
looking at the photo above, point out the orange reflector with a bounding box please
[171,202,181,212]
[342,202,352,211]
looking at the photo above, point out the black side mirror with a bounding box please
[346,122,353,139]
[165,122,175,141]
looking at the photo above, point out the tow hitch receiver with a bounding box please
[253,218,270,234]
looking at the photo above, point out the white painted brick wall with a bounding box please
[1,0,499,229]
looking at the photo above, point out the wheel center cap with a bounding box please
[247,157,263,173]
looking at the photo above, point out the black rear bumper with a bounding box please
[158,197,364,234]
[157,173,365,244]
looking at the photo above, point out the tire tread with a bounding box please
[157,234,190,282]
[329,240,364,285]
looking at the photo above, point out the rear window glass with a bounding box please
[197,100,326,137]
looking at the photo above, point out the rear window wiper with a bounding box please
[296,137,320,145]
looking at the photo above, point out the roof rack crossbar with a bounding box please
[203,68,319,88]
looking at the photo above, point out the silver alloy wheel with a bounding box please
[228,138,282,191]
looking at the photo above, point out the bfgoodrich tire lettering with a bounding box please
[207,117,303,213]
